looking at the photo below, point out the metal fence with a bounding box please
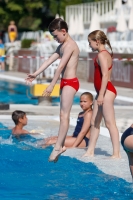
[66,0,115,25]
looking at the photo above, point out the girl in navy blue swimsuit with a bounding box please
[43,92,93,148]
[121,124,133,179]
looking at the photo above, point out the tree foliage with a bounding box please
[0,0,103,31]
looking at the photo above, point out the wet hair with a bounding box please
[80,92,93,102]
[88,30,113,57]
[48,18,68,33]
[12,110,26,125]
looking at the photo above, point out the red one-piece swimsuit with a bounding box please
[94,50,117,95]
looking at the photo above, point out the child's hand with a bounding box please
[42,85,54,96]
[25,74,36,85]
[97,94,104,105]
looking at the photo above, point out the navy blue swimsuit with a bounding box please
[121,126,133,151]
[73,112,90,147]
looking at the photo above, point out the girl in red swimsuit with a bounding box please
[83,30,120,159]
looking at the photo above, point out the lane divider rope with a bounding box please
[1,55,133,61]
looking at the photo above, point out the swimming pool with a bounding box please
[0,80,80,106]
[0,121,132,200]
[1,80,132,107]
[0,80,38,105]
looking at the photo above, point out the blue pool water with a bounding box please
[0,123,133,200]
[1,80,132,107]
[0,80,80,105]
[0,81,38,105]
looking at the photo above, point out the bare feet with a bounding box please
[82,152,94,158]
[110,154,121,159]
[36,138,52,148]
[49,146,66,163]
[82,153,121,159]
[39,136,56,148]
[42,137,57,148]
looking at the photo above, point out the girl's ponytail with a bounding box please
[106,39,113,57]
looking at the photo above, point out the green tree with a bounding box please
[0,0,103,31]
[0,0,47,30]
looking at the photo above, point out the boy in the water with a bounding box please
[12,110,29,135]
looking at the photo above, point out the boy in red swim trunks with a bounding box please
[25,18,80,162]
[83,30,120,159]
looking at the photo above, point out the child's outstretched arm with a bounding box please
[72,112,92,148]
[43,44,74,96]
[25,53,59,84]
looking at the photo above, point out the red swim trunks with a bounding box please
[60,77,79,92]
